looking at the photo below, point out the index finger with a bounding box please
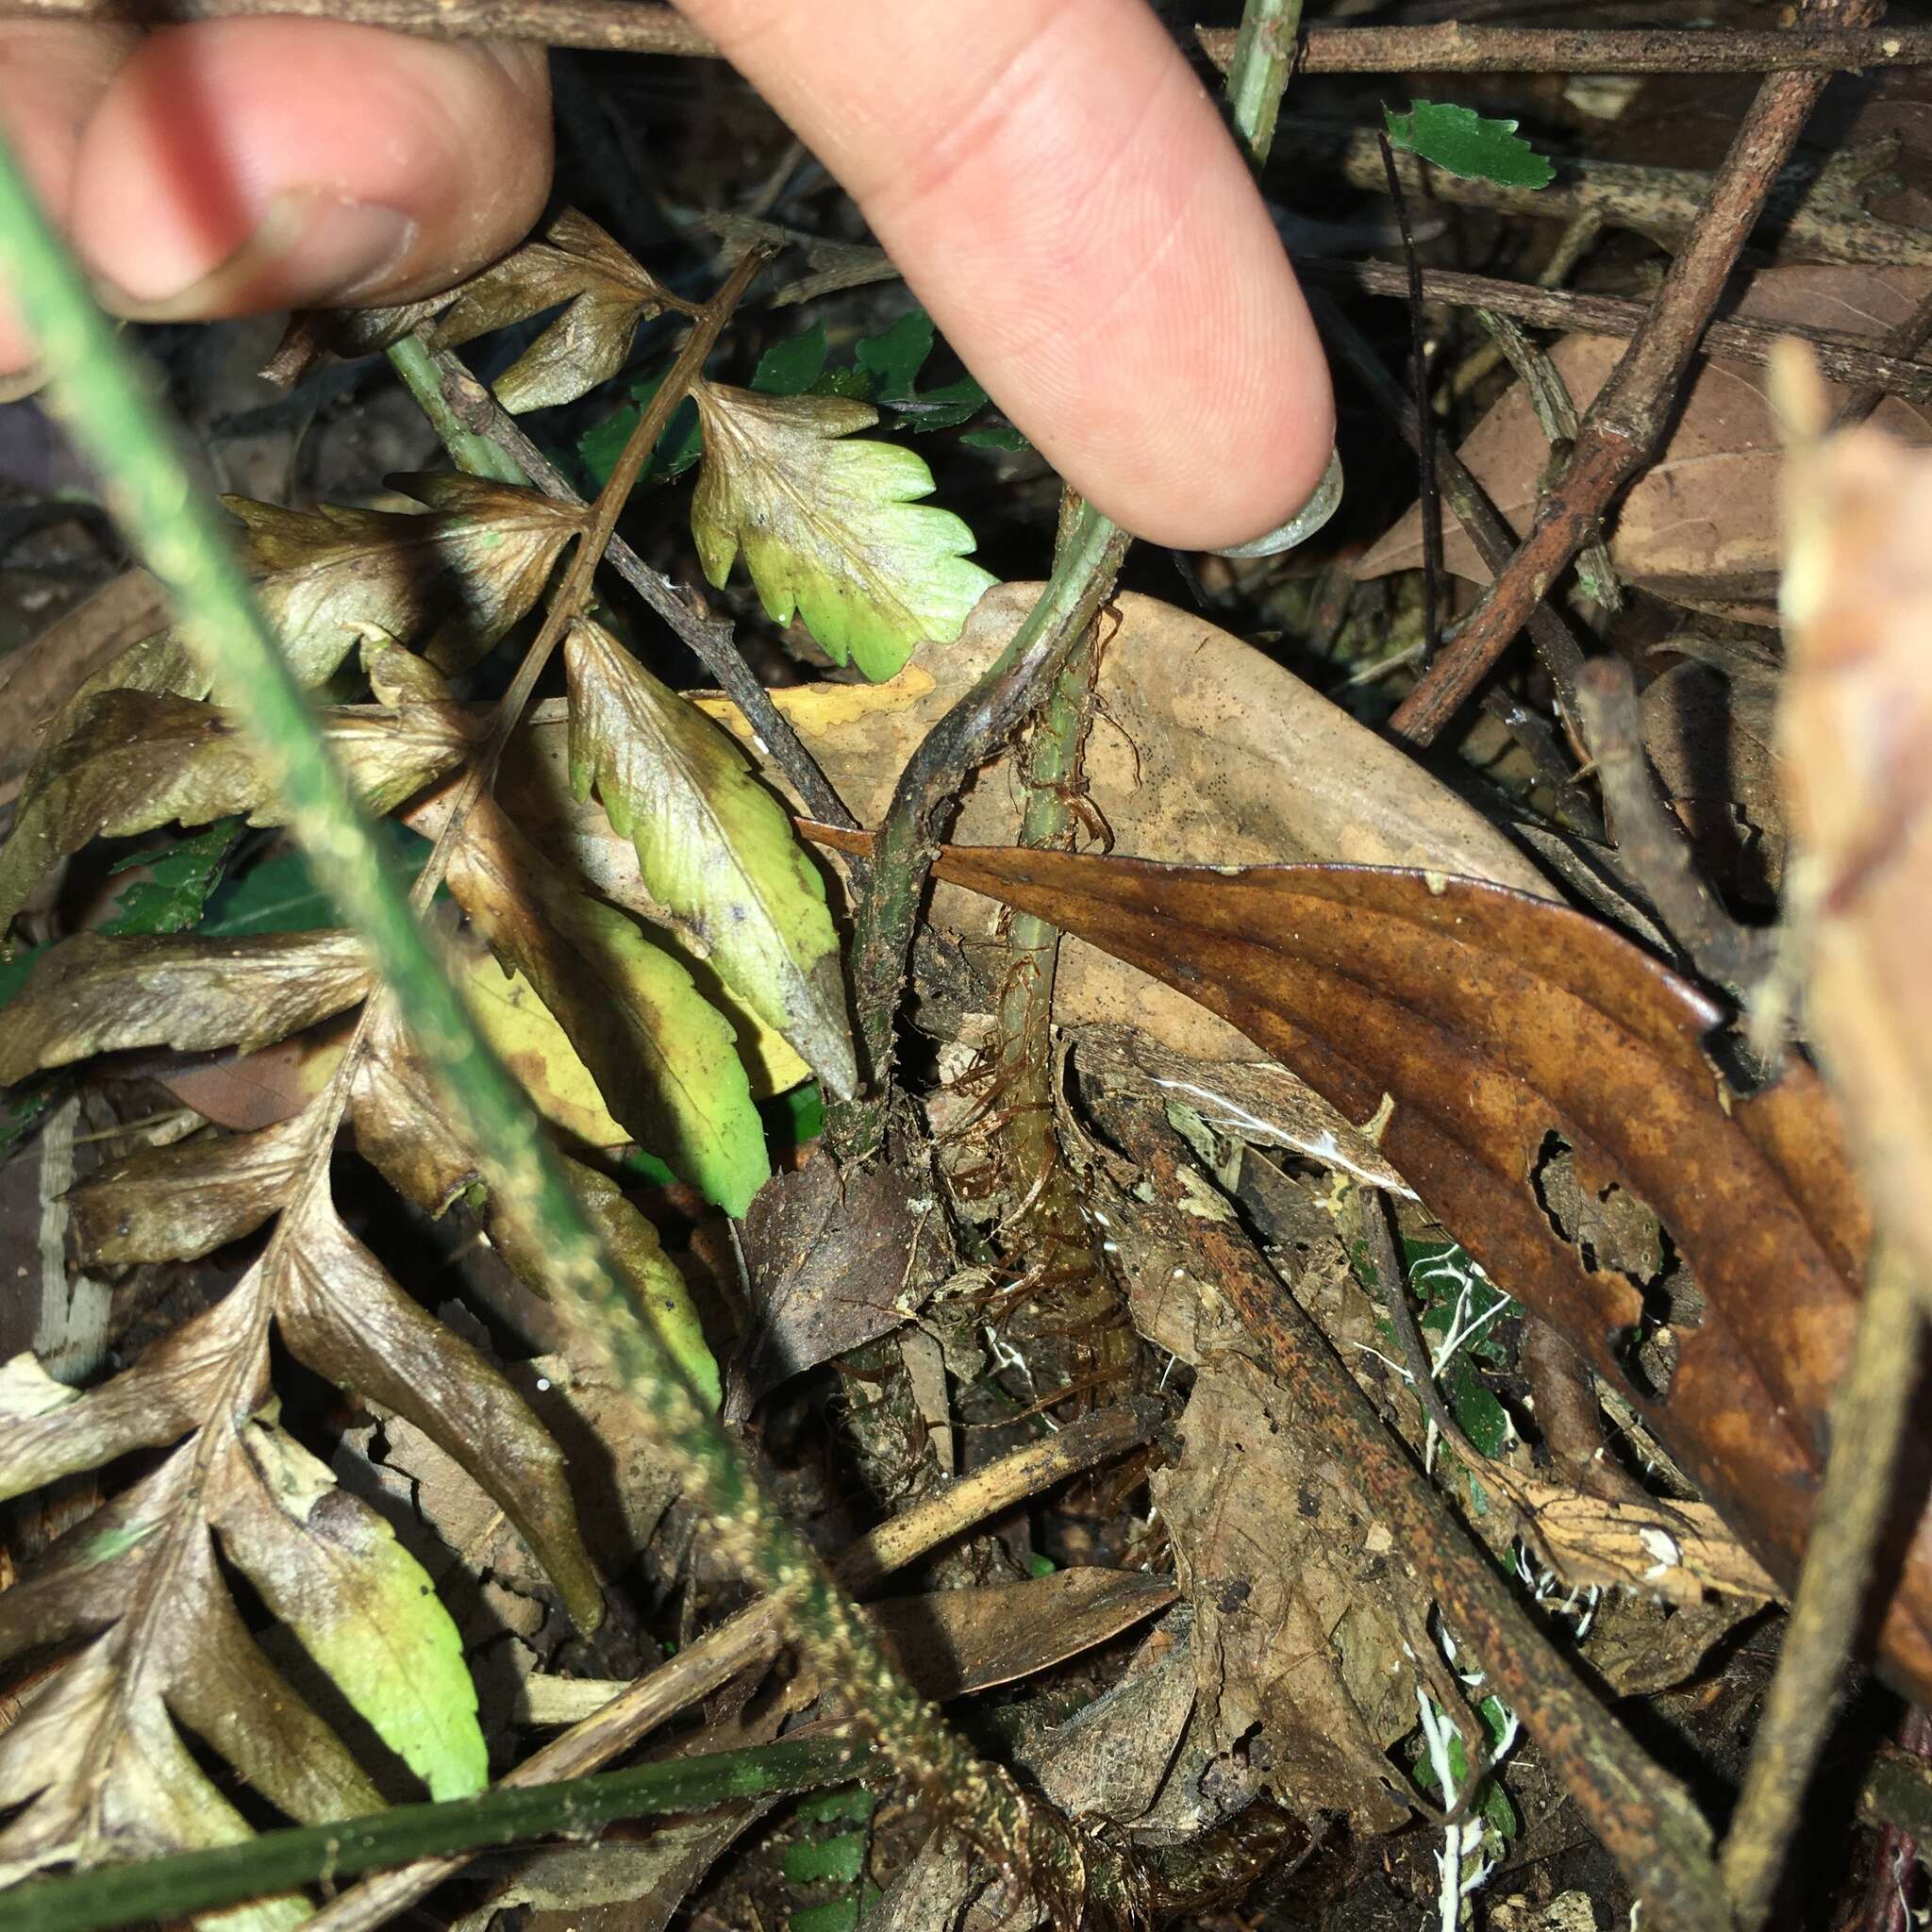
[675,0,1334,552]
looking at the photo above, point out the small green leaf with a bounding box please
[102,822,240,936]
[959,423,1030,452]
[577,370,704,489]
[854,310,933,402]
[795,1784,875,1825]
[690,380,996,681]
[198,824,432,939]
[900,374,991,433]
[1384,101,1554,190]
[784,1832,867,1886]
[791,1886,884,1932]
[568,618,857,1099]
[219,1413,486,1800]
[754,322,831,396]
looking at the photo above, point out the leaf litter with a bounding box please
[7,57,1931,1927]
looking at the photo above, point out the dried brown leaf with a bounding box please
[0,929,374,1086]
[431,209,678,412]
[728,1150,943,1422]
[1357,264,1932,622]
[67,1114,314,1267]
[932,846,1923,1694]
[869,1569,1177,1702]
[538,588,1551,1068]
[275,1188,604,1626]
[0,690,475,933]
[1152,1353,1413,1831]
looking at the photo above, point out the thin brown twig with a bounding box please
[299,1399,1163,1932]
[1572,658,1774,1001]
[1198,19,1932,72]
[8,2,1932,74]
[1378,130,1441,667]
[1722,1239,1927,1929]
[1307,288,1598,799]
[1307,259,1932,408]
[1279,122,1932,275]
[1389,0,1887,747]
[1090,1094,1729,1932]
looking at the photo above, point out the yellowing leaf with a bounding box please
[566,619,854,1099]
[432,208,679,413]
[690,380,996,680]
[492,1157,723,1411]
[347,1001,722,1407]
[458,948,629,1147]
[444,797,770,1216]
[218,1410,486,1799]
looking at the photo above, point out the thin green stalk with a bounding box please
[1224,0,1307,166]
[386,331,528,483]
[7,1735,872,1932]
[0,128,1053,1906]
[1722,1237,1926,1927]
[829,499,1130,1157]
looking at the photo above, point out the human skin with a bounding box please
[0,1,1334,551]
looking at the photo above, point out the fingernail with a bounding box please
[1212,446,1345,558]
[102,192,417,323]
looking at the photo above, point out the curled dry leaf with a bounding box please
[431,208,680,414]
[690,379,996,681]
[0,690,476,934]
[0,928,375,1086]
[1357,264,1932,622]
[928,846,1932,1695]
[440,794,768,1217]
[1775,354,1932,1297]
[565,617,856,1099]
[1153,1352,1414,1833]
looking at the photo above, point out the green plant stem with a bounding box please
[829,500,1130,1157]
[7,1734,872,1932]
[0,125,1058,1915]
[1721,1237,1926,1928]
[1224,0,1306,165]
[386,331,527,483]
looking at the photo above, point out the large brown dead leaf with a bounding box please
[927,845,1927,1695]
[1776,367,1932,1301]
[520,588,1553,1066]
[1357,264,1932,623]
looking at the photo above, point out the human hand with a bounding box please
[0,1,1335,554]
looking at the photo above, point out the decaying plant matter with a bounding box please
[4,4,1932,1931]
